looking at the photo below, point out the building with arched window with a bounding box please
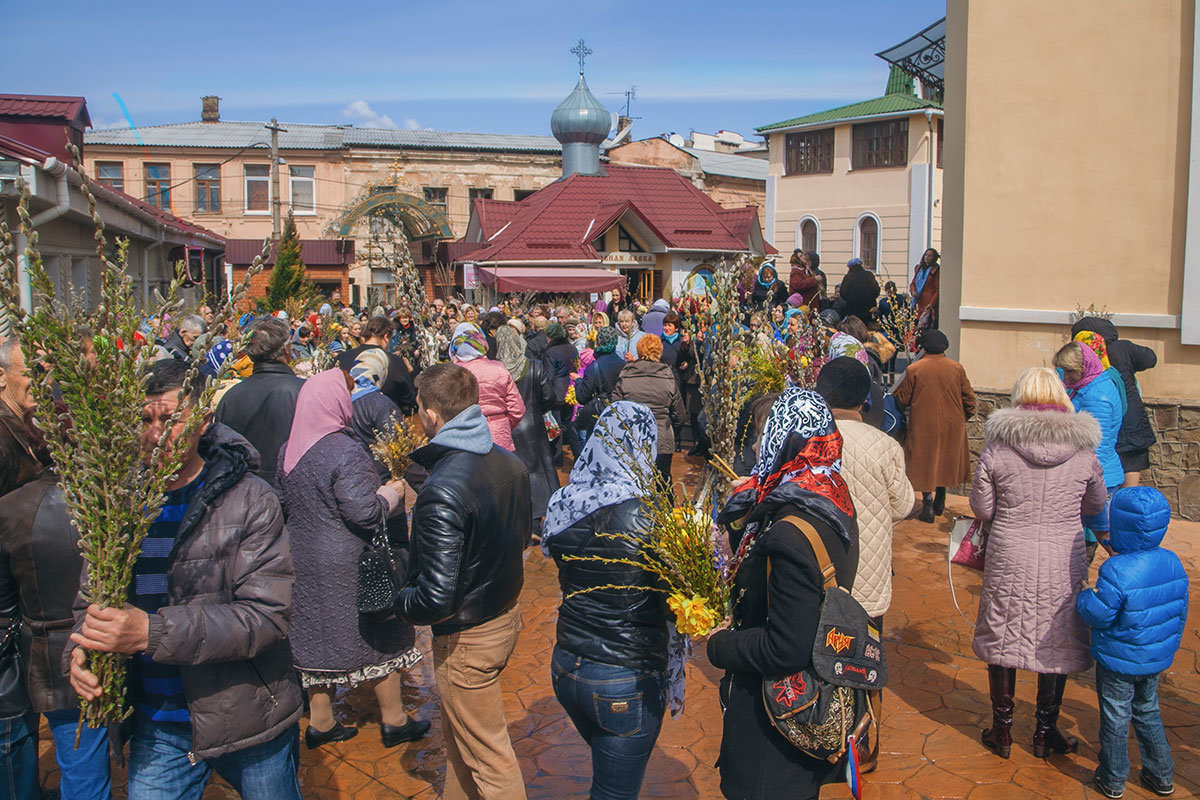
[759,52,943,294]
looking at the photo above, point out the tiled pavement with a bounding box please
[38,456,1200,798]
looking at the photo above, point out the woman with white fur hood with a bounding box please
[969,367,1108,761]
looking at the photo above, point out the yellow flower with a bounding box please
[564,385,578,405]
[668,593,720,638]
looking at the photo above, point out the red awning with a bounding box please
[475,266,626,293]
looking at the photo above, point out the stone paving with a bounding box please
[36,456,1200,799]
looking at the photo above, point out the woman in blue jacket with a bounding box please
[1077,487,1188,799]
[1055,341,1123,561]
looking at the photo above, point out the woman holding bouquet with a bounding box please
[542,402,671,800]
[709,388,859,800]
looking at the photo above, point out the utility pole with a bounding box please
[265,117,287,240]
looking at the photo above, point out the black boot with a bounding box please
[933,487,946,515]
[918,495,935,523]
[1033,673,1078,757]
[981,665,1015,758]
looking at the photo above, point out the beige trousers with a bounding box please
[432,604,526,800]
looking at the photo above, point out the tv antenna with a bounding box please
[608,85,639,118]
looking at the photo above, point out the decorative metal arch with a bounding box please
[876,17,946,93]
[327,190,453,240]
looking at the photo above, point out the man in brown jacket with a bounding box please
[67,359,303,799]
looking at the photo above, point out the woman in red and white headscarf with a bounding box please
[707,388,860,800]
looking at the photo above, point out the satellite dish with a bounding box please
[668,133,685,147]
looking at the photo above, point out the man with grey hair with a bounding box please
[162,314,207,361]
[213,318,303,485]
[0,338,47,497]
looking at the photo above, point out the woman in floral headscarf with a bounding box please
[707,388,859,800]
[543,402,671,800]
[449,322,525,451]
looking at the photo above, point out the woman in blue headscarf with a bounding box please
[751,262,788,309]
[543,401,671,800]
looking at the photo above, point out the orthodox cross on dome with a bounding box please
[571,39,593,75]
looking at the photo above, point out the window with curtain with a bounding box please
[96,162,123,192]
[800,218,818,252]
[194,164,220,212]
[144,163,171,209]
[290,165,315,214]
[244,164,269,212]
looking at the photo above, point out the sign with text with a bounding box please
[601,252,656,267]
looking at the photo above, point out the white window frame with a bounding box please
[794,215,821,253]
[853,211,882,267]
[243,164,271,215]
[289,165,315,215]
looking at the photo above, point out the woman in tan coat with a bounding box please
[892,330,976,521]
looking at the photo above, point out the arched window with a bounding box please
[794,215,820,253]
[685,264,715,296]
[854,212,881,270]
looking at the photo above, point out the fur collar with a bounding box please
[985,407,1101,451]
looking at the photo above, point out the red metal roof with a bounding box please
[476,266,625,293]
[473,198,524,239]
[0,132,52,164]
[225,238,354,266]
[0,95,90,127]
[87,180,225,246]
[456,165,769,264]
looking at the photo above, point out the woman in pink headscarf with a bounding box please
[276,369,429,750]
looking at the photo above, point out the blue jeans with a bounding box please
[551,645,666,800]
[128,715,302,800]
[1082,485,1119,542]
[45,707,112,800]
[1095,664,1174,789]
[0,711,38,800]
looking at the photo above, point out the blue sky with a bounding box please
[8,0,945,141]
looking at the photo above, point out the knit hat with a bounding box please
[786,293,804,308]
[847,258,863,269]
[546,322,568,344]
[920,330,950,354]
[594,326,618,355]
[637,334,663,361]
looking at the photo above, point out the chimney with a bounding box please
[618,115,632,136]
[201,96,220,123]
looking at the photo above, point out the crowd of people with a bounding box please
[0,251,1188,800]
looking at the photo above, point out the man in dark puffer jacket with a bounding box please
[67,360,302,799]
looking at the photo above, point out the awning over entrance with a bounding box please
[475,266,625,293]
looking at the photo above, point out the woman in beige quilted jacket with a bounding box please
[969,367,1107,761]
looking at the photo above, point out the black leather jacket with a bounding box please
[399,442,530,635]
[547,498,669,672]
[213,361,303,486]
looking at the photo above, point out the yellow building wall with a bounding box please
[769,116,941,290]
[947,0,1200,398]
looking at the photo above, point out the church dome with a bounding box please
[551,75,612,145]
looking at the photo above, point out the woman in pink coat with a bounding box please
[969,367,1107,761]
[449,322,525,450]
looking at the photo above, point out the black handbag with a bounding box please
[0,606,27,718]
[356,524,402,618]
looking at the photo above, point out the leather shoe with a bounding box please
[381,718,431,748]
[918,498,935,523]
[305,721,358,749]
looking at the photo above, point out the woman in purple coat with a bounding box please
[969,367,1107,760]
[276,369,429,750]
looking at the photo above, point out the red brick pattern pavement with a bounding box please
[37,458,1200,799]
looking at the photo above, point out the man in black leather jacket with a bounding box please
[398,363,530,800]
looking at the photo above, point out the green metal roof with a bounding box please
[756,89,942,133]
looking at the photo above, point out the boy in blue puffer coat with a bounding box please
[1077,487,1188,799]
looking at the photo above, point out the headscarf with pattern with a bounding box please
[593,326,618,355]
[449,322,488,363]
[719,387,857,555]
[1074,330,1111,369]
[349,348,389,401]
[495,324,528,380]
[541,401,658,553]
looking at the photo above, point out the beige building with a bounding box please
[759,67,943,292]
[84,98,565,304]
[941,1,1200,516]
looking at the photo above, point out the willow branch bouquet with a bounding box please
[370,413,427,480]
[0,148,262,732]
[562,428,730,638]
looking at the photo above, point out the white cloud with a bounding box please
[341,100,397,129]
[404,118,421,130]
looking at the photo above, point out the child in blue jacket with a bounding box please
[1077,487,1188,799]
